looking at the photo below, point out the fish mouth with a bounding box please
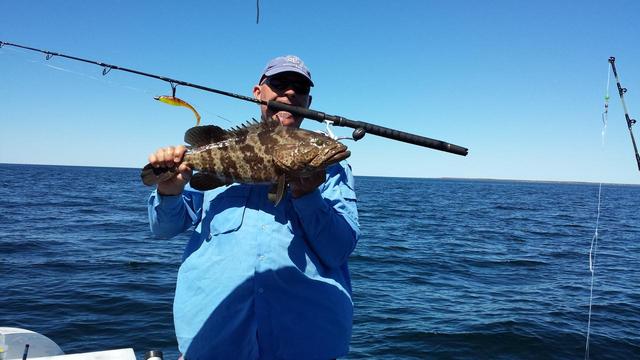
[323,149,351,165]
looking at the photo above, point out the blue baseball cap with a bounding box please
[261,55,314,86]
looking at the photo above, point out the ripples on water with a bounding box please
[1,164,638,359]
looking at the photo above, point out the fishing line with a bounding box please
[584,61,612,360]
[601,67,610,144]
[44,61,234,124]
[5,46,153,95]
[256,0,260,24]
[4,46,236,125]
[43,63,153,95]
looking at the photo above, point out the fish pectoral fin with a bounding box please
[268,175,287,206]
[189,172,229,191]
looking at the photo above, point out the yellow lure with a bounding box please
[154,95,201,126]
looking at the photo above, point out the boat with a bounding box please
[0,327,158,360]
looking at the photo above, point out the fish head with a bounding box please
[273,130,351,175]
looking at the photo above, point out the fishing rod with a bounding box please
[608,57,640,171]
[0,40,468,156]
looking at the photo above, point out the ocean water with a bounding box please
[0,163,638,359]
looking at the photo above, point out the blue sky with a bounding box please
[1,0,639,184]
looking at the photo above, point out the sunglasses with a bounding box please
[263,76,311,95]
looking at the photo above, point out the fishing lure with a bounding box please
[154,95,201,126]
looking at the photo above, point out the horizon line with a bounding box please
[2,162,638,187]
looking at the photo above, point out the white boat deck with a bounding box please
[0,328,136,360]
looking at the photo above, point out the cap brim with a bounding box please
[263,66,314,86]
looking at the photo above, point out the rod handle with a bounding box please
[332,116,468,156]
[267,101,468,156]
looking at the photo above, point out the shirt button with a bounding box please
[258,288,264,294]
[258,255,265,261]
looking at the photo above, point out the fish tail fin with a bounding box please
[140,163,178,186]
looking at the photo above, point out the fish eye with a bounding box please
[312,138,325,146]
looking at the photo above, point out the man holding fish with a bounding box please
[145,55,360,360]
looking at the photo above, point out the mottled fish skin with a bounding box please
[141,118,350,191]
[186,120,347,183]
[186,128,276,184]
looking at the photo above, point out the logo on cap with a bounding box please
[261,55,314,86]
[286,56,302,66]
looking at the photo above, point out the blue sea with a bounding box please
[1,163,638,359]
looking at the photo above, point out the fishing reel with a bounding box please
[352,128,366,141]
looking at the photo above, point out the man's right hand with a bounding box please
[148,145,192,196]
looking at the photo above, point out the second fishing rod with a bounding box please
[609,57,640,171]
[1,41,468,156]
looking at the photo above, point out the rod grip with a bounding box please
[267,101,469,156]
[331,116,468,156]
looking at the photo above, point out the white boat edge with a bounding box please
[0,327,136,360]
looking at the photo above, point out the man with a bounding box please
[147,55,360,359]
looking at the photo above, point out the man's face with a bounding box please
[253,72,312,128]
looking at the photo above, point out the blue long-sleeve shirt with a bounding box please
[148,161,360,360]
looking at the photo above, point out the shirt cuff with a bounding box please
[153,190,184,208]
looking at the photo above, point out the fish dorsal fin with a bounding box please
[184,125,227,147]
[225,118,272,137]
[262,116,282,130]
[225,120,253,137]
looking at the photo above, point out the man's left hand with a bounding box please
[289,171,325,198]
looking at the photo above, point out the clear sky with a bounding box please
[1,0,639,184]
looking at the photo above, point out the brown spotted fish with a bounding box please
[140,117,350,205]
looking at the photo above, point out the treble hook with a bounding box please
[102,66,112,76]
[45,53,54,60]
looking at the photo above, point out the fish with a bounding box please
[154,95,202,126]
[140,117,351,205]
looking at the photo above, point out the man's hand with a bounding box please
[289,171,325,198]
[148,145,192,196]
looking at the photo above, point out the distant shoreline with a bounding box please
[356,175,639,187]
[2,162,638,186]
